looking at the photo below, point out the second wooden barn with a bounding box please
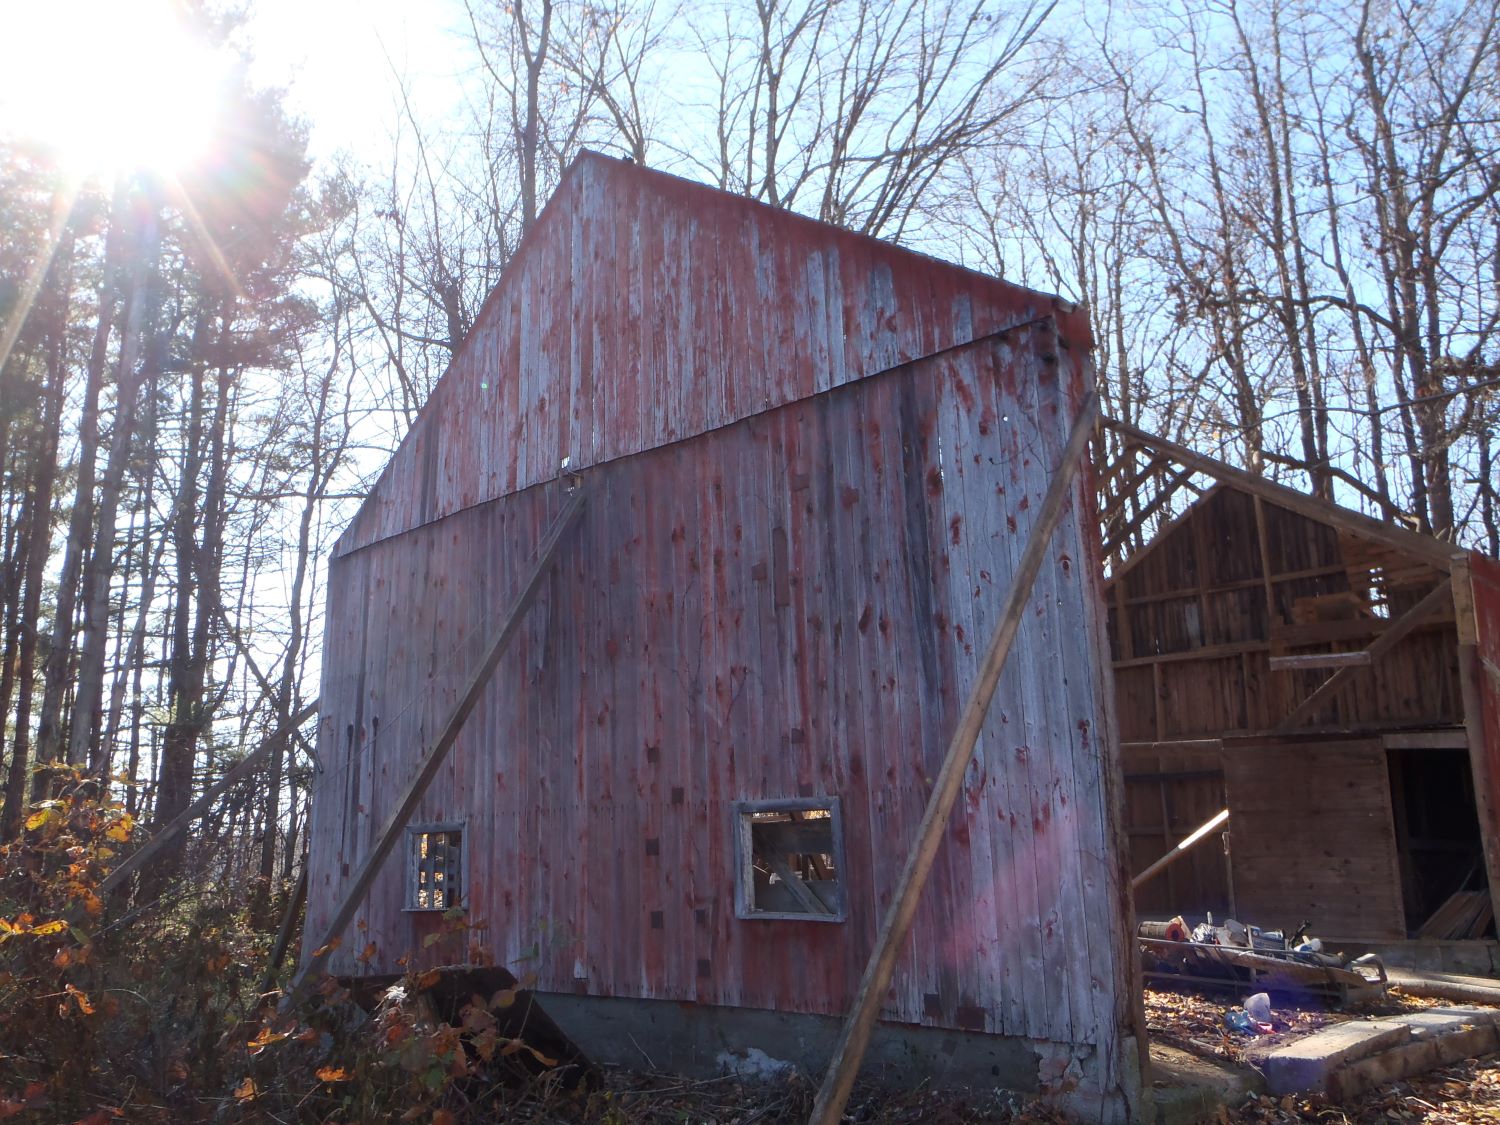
[1103,422,1500,962]
[300,153,1142,1117]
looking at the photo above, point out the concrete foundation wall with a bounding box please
[538,992,1146,1121]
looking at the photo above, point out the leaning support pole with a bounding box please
[1130,808,1229,890]
[284,485,589,1008]
[261,863,310,994]
[96,700,319,901]
[808,391,1099,1125]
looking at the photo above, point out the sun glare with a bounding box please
[0,0,225,178]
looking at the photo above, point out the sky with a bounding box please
[241,0,471,166]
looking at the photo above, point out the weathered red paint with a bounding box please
[305,154,1133,1101]
[1470,553,1500,879]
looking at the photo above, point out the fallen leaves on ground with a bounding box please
[1145,986,1452,1066]
[1228,1053,1500,1123]
[1147,983,1500,1123]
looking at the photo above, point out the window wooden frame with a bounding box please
[404,821,467,912]
[733,797,846,922]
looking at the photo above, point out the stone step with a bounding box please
[1261,1008,1500,1101]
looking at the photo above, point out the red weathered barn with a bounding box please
[302,152,1141,1116]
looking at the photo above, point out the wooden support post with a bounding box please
[1452,556,1500,931]
[1131,808,1229,890]
[261,863,310,994]
[1278,580,1452,730]
[97,700,319,901]
[285,486,588,1007]
[1112,580,1135,661]
[1252,496,1278,636]
[807,391,1098,1125]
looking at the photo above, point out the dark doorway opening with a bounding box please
[1387,744,1489,936]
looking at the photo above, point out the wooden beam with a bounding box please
[1096,440,1139,497]
[1122,738,1224,750]
[808,390,1099,1125]
[762,848,834,915]
[1131,809,1229,890]
[285,485,589,1006]
[1099,454,1166,525]
[1269,652,1373,671]
[1103,418,1455,570]
[1103,466,1194,560]
[1114,639,1271,669]
[1382,730,1469,750]
[261,863,310,994]
[97,700,320,901]
[1252,496,1278,636]
[1278,580,1453,730]
[1117,562,1368,609]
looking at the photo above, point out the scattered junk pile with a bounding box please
[1132,807,1388,1009]
[1139,913,1388,1008]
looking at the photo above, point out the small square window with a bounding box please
[734,798,846,921]
[406,823,465,911]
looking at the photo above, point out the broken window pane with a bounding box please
[735,799,845,921]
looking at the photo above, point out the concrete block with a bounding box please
[1263,1008,1500,1102]
[1327,1018,1500,1102]
[1261,1021,1411,1095]
[1403,1006,1500,1038]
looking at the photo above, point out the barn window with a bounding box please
[406,823,465,911]
[734,798,846,921]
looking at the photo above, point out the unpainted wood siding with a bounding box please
[1109,487,1463,740]
[304,324,1131,1068]
[334,152,1087,557]
[1223,741,1406,939]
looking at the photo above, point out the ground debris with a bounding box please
[1146,983,1500,1123]
[1225,1053,1500,1123]
[1145,986,1451,1066]
[561,1070,1071,1124]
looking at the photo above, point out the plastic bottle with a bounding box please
[1245,992,1272,1025]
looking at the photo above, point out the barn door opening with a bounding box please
[1221,739,1405,939]
[1385,734,1490,937]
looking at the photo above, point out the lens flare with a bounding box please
[0,0,226,178]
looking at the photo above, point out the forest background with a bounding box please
[0,0,1496,1111]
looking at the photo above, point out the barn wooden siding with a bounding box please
[1465,553,1500,905]
[334,152,1089,559]
[305,320,1133,1066]
[1109,485,1462,935]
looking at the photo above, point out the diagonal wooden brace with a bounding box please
[284,484,589,1008]
[1278,579,1452,730]
[808,391,1099,1125]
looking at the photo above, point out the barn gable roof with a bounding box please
[336,151,1087,557]
[1103,417,1463,580]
